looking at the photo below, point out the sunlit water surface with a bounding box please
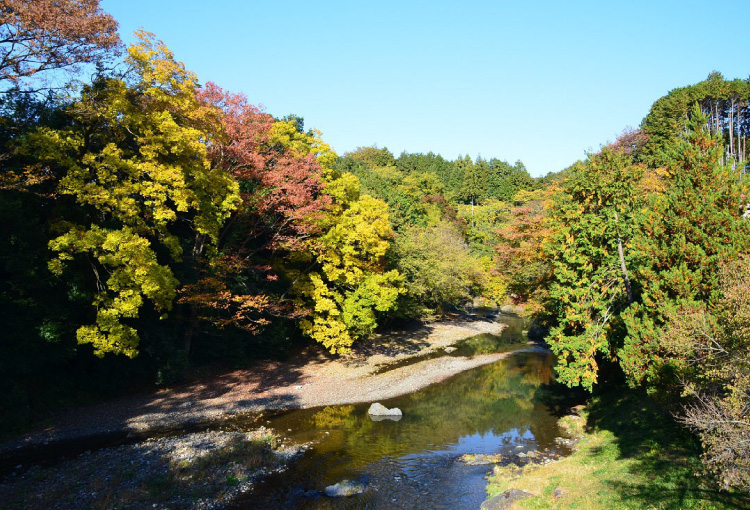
[229,315,567,510]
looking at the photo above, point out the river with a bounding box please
[229,314,568,509]
[0,314,570,509]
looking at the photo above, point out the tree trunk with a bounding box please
[615,211,633,304]
[183,305,198,357]
[729,97,736,159]
[182,232,206,358]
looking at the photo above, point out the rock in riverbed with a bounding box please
[368,402,402,416]
[500,304,524,315]
[324,479,366,497]
[480,489,533,509]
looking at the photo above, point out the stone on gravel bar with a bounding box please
[367,403,402,416]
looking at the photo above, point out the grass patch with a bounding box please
[486,389,749,510]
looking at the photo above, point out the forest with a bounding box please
[1,0,749,500]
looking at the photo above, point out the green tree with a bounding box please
[344,145,396,168]
[544,108,750,392]
[544,147,643,390]
[487,159,535,202]
[620,107,750,387]
[457,155,487,205]
[641,72,750,167]
[393,221,482,317]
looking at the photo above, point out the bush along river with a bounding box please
[0,314,573,509]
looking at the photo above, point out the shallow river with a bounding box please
[231,315,568,509]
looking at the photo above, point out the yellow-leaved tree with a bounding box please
[297,169,404,353]
[34,32,240,357]
[238,117,404,354]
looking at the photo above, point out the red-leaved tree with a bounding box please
[180,83,332,334]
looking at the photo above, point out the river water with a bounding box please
[231,315,568,509]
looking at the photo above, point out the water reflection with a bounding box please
[232,350,565,510]
[372,313,528,375]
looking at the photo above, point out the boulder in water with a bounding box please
[368,402,402,416]
[324,479,366,497]
[370,413,402,422]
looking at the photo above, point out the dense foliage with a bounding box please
[2,3,748,496]
[541,107,750,391]
[0,1,542,433]
[529,77,750,494]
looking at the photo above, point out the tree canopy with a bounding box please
[0,0,120,92]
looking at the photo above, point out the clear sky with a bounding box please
[102,0,750,177]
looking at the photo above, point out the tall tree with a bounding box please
[457,155,487,206]
[620,107,750,387]
[543,147,644,390]
[641,72,750,167]
[33,32,240,358]
[0,0,120,92]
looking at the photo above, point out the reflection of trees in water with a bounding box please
[457,333,521,355]
[311,405,357,429]
[295,352,559,471]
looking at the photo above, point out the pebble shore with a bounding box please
[0,317,536,509]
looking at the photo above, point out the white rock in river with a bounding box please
[324,479,366,497]
[370,414,402,422]
[367,402,403,416]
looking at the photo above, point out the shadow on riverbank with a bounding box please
[0,315,508,473]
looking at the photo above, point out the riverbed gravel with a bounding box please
[1,317,515,454]
[0,316,539,509]
[0,429,304,509]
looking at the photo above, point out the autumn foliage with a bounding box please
[5,7,750,497]
[0,0,120,89]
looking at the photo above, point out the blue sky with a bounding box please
[103,0,750,177]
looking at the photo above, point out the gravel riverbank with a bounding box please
[0,428,305,510]
[0,315,540,509]
[1,317,513,455]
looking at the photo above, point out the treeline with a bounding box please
[0,1,543,432]
[642,71,750,167]
[4,3,748,494]
[502,72,750,492]
[334,146,545,317]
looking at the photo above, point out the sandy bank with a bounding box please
[1,317,534,456]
